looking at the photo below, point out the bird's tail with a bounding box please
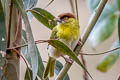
[43,56,56,79]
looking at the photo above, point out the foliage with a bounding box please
[0,0,6,67]
[87,0,120,72]
[0,0,120,80]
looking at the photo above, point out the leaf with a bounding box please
[87,0,100,12]
[25,68,32,80]
[48,40,93,80]
[97,40,120,72]
[25,68,38,80]
[118,15,120,41]
[29,8,56,30]
[35,45,45,79]
[21,30,45,80]
[114,0,120,11]
[23,0,38,21]
[0,0,6,52]
[0,0,6,68]
[23,0,38,9]
[55,60,70,80]
[21,30,31,65]
[89,14,118,47]
[0,54,5,67]
[0,69,6,80]
[11,0,38,80]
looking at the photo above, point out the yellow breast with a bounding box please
[56,18,80,41]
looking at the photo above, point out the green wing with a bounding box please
[50,27,58,39]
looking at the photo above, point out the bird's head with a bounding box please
[55,13,76,24]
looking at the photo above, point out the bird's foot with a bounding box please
[62,56,73,64]
[78,41,82,46]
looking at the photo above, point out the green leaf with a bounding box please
[21,30,31,65]
[35,45,45,79]
[97,40,120,72]
[25,68,32,80]
[29,8,56,30]
[25,68,38,80]
[23,0,38,21]
[118,15,120,41]
[21,30,45,80]
[11,0,38,80]
[48,40,93,80]
[0,69,6,80]
[0,0,6,52]
[114,0,120,11]
[0,54,5,67]
[23,0,38,9]
[89,14,118,47]
[87,0,100,12]
[55,60,70,80]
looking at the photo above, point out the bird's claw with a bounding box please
[78,41,82,46]
[62,56,73,64]
[65,58,73,64]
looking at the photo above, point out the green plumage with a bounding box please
[43,56,56,79]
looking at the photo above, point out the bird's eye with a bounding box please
[63,17,69,20]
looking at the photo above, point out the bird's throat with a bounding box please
[56,24,80,41]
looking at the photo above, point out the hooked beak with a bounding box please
[54,18,63,23]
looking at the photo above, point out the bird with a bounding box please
[43,13,80,79]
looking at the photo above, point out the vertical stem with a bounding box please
[56,0,108,80]
[80,54,88,80]
[4,1,22,80]
[81,0,108,44]
[7,3,13,48]
[69,0,75,13]
[75,0,79,20]
[75,0,88,79]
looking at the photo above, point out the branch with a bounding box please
[7,3,13,48]
[13,49,29,67]
[80,46,120,55]
[69,0,75,13]
[7,40,49,50]
[80,54,88,80]
[74,0,88,80]
[75,0,79,20]
[55,0,108,80]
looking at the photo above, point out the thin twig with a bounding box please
[7,40,49,50]
[80,46,120,55]
[12,49,31,80]
[56,0,108,80]
[80,54,88,80]
[13,49,29,68]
